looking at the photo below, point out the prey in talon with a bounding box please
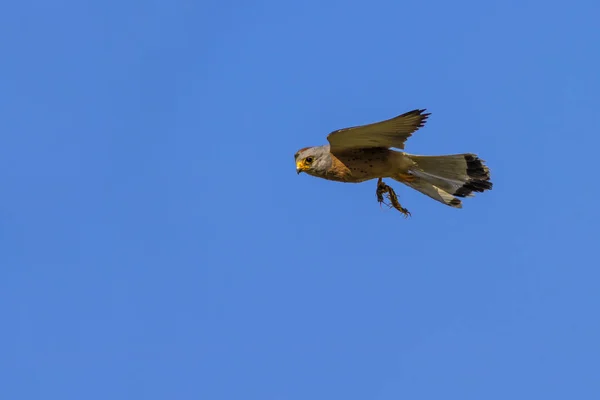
[376,178,411,217]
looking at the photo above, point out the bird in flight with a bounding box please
[294,109,492,216]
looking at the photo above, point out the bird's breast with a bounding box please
[332,149,393,181]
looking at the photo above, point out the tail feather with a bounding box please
[399,153,492,207]
[402,180,464,208]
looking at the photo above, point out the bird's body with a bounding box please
[298,145,414,183]
[295,109,492,210]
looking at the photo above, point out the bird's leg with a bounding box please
[376,178,411,218]
[376,178,386,205]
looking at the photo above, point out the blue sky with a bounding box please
[1,0,599,399]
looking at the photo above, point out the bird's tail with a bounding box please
[395,153,493,208]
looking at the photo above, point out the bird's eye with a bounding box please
[305,156,314,164]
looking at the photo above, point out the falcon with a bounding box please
[294,109,492,215]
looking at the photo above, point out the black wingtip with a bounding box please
[410,109,430,116]
[403,109,431,128]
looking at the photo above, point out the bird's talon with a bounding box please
[375,179,411,218]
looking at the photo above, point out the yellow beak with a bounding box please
[296,160,305,174]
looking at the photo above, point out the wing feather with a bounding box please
[327,109,430,153]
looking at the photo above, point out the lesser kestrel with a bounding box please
[295,109,492,214]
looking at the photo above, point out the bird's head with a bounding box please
[294,146,330,177]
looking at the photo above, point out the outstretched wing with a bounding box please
[327,109,430,152]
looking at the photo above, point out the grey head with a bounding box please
[294,145,332,177]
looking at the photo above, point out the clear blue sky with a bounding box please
[1,0,599,399]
